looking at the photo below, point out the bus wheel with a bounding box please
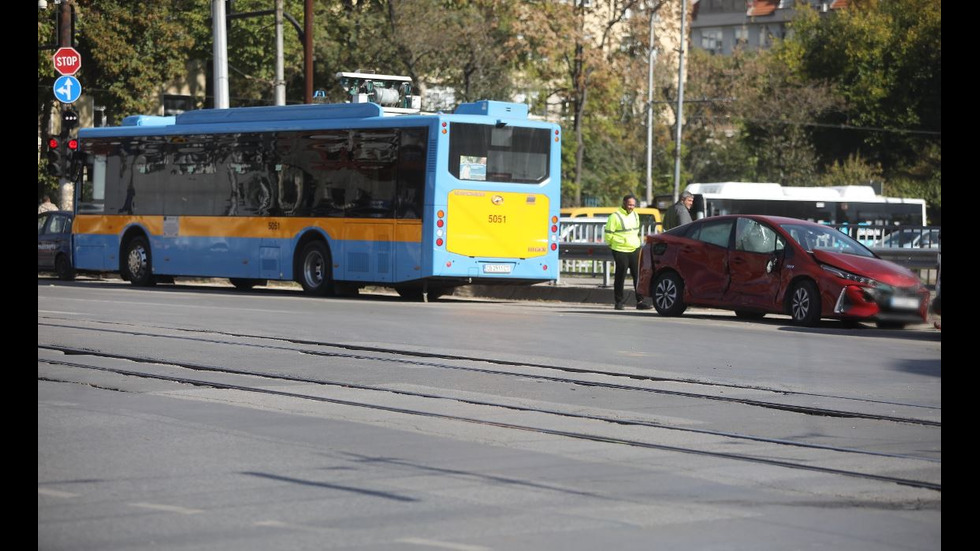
[123,236,155,287]
[55,254,75,281]
[298,241,333,296]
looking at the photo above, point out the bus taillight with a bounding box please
[436,210,445,247]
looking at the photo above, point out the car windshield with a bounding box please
[780,223,875,258]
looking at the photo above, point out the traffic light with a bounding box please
[46,138,63,177]
[65,137,80,180]
[61,109,79,132]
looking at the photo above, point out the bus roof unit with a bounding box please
[454,100,529,119]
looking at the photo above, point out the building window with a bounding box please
[760,25,773,48]
[700,28,724,54]
[163,95,195,116]
[735,26,749,48]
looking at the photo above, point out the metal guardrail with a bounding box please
[558,220,941,286]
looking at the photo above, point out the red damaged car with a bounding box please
[637,215,929,328]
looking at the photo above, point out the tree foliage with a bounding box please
[36,0,940,215]
[789,0,940,201]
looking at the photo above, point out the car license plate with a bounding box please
[889,296,920,310]
[483,264,513,274]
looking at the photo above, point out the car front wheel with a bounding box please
[787,280,820,326]
[653,271,687,317]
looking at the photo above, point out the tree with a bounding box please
[789,0,940,195]
[514,0,652,206]
[682,46,839,186]
[72,0,203,117]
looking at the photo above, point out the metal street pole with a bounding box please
[645,11,657,207]
[58,0,74,212]
[305,0,313,104]
[274,0,285,105]
[672,0,687,203]
[212,0,229,108]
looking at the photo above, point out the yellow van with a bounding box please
[560,206,662,229]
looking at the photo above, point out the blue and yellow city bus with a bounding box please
[72,99,561,298]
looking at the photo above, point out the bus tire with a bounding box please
[122,236,155,287]
[298,241,333,296]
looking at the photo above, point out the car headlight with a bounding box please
[820,264,881,287]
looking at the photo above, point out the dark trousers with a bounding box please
[611,248,643,305]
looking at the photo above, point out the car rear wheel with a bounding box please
[653,271,686,317]
[787,280,820,326]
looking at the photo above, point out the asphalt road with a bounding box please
[38,279,941,550]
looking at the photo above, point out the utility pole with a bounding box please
[58,0,75,211]
[274,0,285,105]
[212,0,229,108]
[645,10,658,207]
[672,0,688,203]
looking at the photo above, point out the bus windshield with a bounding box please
[448,123,550,184]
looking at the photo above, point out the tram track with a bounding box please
[38,350,941,493]
[38,316,940,427]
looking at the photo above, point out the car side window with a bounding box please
[48,215,67,234]
[697,219,734,248]
[735,218,777,253]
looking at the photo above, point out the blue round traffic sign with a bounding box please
[54,75,82,104]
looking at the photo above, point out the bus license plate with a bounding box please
[483,264,513,274]
[889,296,919,310]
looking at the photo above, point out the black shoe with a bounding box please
[615,303,625,310]
[636,302,653,310]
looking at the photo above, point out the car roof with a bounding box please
[691,214,822,226]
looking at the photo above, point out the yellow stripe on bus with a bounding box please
[73,215,165,235]
[73,215,423,242]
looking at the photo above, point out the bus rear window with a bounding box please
[448,123,550,184]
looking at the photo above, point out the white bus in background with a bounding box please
[656,182,928,245]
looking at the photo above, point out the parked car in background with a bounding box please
[637,215,929,328]
[38,210,75,280]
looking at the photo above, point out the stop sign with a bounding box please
[52,47,82,76]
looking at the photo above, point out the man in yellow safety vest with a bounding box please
[604,194,652,311]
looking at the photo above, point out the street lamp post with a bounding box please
[645,11,657,207]
[673,0,688,203]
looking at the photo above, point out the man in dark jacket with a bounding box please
[662,191,694,231]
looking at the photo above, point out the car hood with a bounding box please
[812,249,921,287]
